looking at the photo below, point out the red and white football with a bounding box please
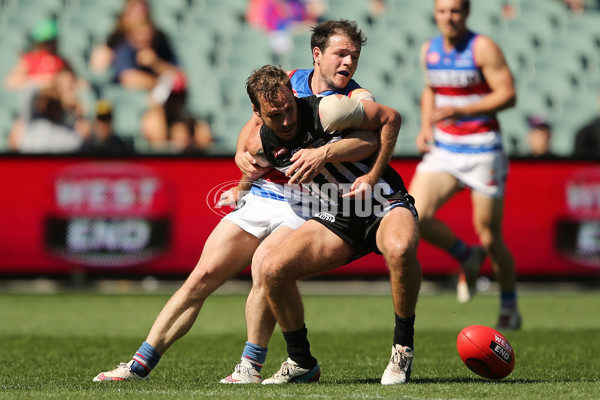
[457,325,515,379]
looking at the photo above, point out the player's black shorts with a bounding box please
[311,191,418,260]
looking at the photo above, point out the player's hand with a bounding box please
[235,151,270,180]
[415,129,434,153]
[136,48,158,67]
[342,174,377,199]
[286,148,327,184]
[217,187,240,207]
[430,106,461,124]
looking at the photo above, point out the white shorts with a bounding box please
[223,192,309,239]
[416,146,509,198]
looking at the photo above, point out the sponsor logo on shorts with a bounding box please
[315,212,335,223]
[234,198,246,211]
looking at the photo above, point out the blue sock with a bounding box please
[130,341,161,377]
[449,239,471,262]
[241,341,267,372]
[500,290,517,310]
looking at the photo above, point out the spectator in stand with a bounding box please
[89,0,165,75]
[141,72,213,153]
[526,112,557,158]
[367,0,387,24]
[561,0,585,14]
[8,85,83,153]
[573,95,600,158]
[4,19,70,91]
[54,68,92,138]
[246,0,315,57]
[7,67,90,153]
[112,20,180,90]
[80,100,135,156]
[305,0,327,23]
[501,1,518,20]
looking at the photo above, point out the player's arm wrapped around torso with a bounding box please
[318,95,365,134]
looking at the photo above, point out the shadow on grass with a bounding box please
[336,377,556,384]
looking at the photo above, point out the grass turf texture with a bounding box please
[1,290,599,399]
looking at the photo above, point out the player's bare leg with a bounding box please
[410,171,485,301]
[471,192,520,330]
[94,220,259,381]
[146,220,260,352]
[220,225,296,384]
[409,171,461,249]
[260,220,353,384]
[376,207,421,385]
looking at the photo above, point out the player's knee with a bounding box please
[382,235,419,273]
[476,229,496,252]
[259,256,282,284]
[417,213,435,229]
[250,257,268,287]
[181,268,220,301]
[260,255,291,289]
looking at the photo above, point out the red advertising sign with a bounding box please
[46,162,172,267]
[0,156,598,278]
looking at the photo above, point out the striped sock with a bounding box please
[130,341,161,377]
[241,341,267,372]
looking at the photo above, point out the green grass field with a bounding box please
[1,287,599,399]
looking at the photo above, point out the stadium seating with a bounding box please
[0,0,599,157]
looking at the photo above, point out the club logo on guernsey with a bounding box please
[315,212,335,223]
[427,51,440,64]
[272,147,288,158]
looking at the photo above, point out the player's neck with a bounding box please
[443,30,467,51]
[309,69,333,95]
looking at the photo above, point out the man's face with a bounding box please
[529,127,551,156]
[314,34,360,91]
[256,88,298,142]
[434,0,468,40]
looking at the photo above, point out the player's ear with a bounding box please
[312,46,322,64]
[252,103,261,118]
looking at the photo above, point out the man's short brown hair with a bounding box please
[246,65,293,113]
[310,19,367,56]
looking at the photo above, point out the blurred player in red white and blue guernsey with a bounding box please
[409,0,521,330]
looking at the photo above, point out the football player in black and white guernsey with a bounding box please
[244,65,421,385]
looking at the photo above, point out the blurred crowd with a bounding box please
[3,0,216,155]
[1,0,600,157]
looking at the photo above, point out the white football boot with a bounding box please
[219,359,262,384]
[262,358,320,384]
[93,360,149,382]
[381,344,414,385]
[458,246,486,302]
[456,271,471,303]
